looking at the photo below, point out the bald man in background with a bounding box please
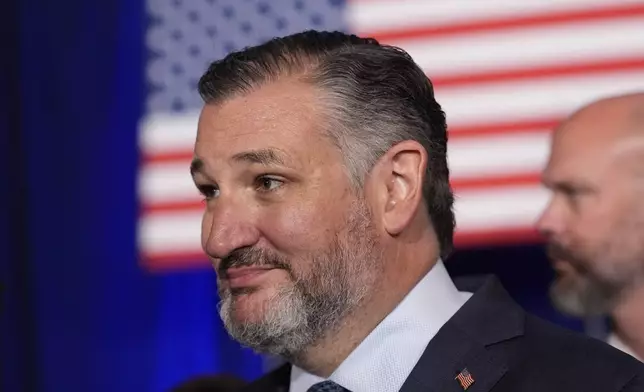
[538,92,644,361]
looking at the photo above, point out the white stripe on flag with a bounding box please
[348,0,643,32]
[394,18,644,77]
[437,69,644,128]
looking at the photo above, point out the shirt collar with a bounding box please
[289,259,472,392]
[608,332,642,362]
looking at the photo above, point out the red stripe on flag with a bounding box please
[142,151,194,164]
[144,54,642,166]
[451,172,541,190]
[434,56,644,88]
[140,172,542,214]
[142,200,204,214]
[366,4,644,42]
[141,251,210,272]
[448,118,558,138]
[454,227,543,248]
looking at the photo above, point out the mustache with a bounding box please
[547,242,577,262]
[547,242,588,272]
[218,247,291,274]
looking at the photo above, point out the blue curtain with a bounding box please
[3,1,263,391]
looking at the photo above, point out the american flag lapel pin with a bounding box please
[455,367,475,390]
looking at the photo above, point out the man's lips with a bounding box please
[552,259,572,273]
[223,266,277,288]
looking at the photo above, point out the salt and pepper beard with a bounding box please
[548,226,644,317]
[217,199,383,359]
[548,258,622,317]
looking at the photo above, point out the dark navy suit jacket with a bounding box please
[241,276,644,392]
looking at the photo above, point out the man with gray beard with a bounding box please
[217,200,380,356]
[538,92,644,362]
[190,31,644,392]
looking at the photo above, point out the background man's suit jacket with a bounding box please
[241,276,644,392]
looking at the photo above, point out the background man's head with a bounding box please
[192,30,454,359]
[538,92,644,317]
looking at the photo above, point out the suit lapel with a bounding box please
[399,276,524,392]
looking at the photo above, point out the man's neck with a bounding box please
[612,283,644,360]
[292,246,438,377]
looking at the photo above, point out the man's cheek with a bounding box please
[260,208,328,249]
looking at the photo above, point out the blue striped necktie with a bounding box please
[306,380,351,392]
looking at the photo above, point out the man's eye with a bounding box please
[563,187,581,199]
[256,176,284,192]
[197,185,219,200]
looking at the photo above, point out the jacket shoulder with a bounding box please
[499,314,644,391]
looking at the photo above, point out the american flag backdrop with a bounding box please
[139,0,644,270]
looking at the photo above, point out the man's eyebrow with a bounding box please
[190,157,204,176]
[231,149,289,166]
[545,177,595,194]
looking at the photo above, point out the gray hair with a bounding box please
[198,30,455,258]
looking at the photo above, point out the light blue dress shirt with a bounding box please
[290,260,472,392]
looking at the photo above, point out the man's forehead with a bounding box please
[545,130,601,176]
[544,94,644,185]
[197,81,321,142]
[191,147,293,175]
[201,79,317,118]
[193,81,338,171]
[557,94,642,140]
[545,138,627,190]
[548,105,641,170]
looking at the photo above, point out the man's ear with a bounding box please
[369,140,427,236]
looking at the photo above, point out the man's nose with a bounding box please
[536,197,564,240]
[201,201,260,260]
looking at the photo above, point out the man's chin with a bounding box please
[549,283,587,317]
[549,277,614,317]
[223,287,280,324]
